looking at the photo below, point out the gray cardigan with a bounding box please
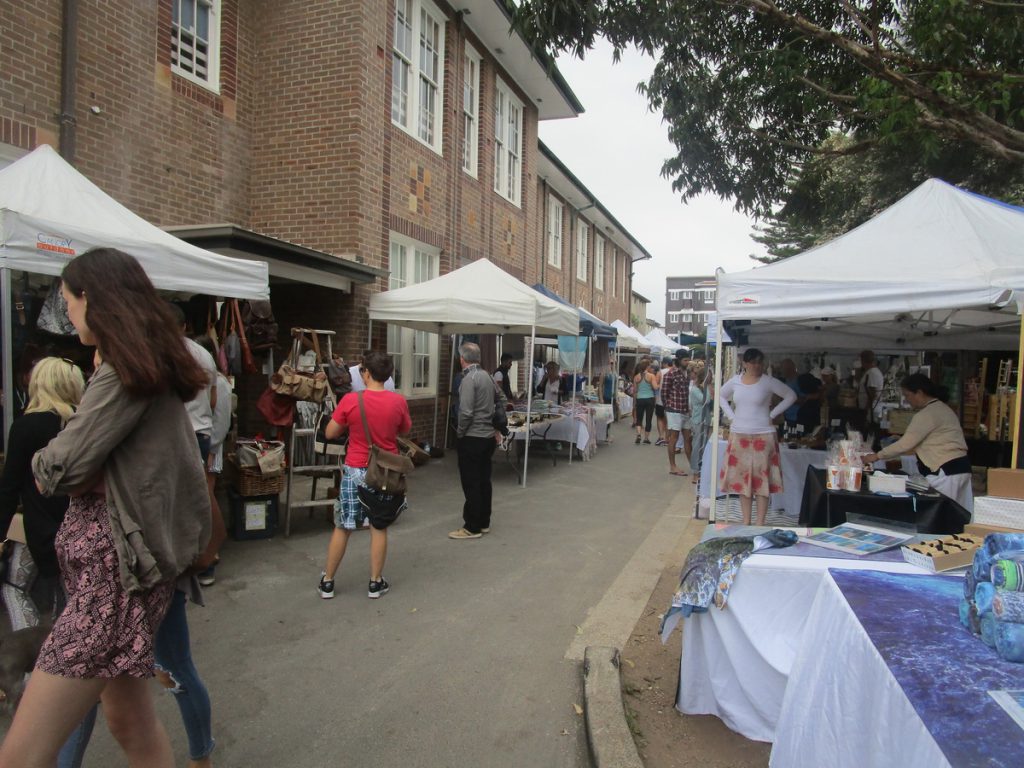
[33,363,211,594]
[458,365,504,439]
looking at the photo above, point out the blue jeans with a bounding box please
[154,589,215,760]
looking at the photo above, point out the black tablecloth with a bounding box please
[798,466,970,534]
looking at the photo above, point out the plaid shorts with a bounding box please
[335,466,370,531]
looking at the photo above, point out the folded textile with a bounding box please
[959,597,972,629]
[660,529,799,642]
[976,581,996,615]
[964,569,978,600]
[982,614,997,648]
[991,559,1024,592]
[974,534,1024,582]
[993,591,1024,624]
[995,620,1024,663]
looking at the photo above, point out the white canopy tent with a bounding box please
[0,144,271,437]
[368,258,579,486]
[0,145,269,298]
[644,328,684,353]
[708,179,1024,518]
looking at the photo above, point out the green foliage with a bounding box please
[513,0,1024,218]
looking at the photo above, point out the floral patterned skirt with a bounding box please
[720,431,783,498]
[35,494,173,679]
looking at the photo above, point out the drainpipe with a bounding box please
[59,0,79,161]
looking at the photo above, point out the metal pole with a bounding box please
[522,324,536,487]
[569,336,579,465]
[430,322,441,446]
[708,314,725,523]
[1,268,14,443]
[445,334,457,450]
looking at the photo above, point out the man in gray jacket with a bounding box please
[449,342,505,540]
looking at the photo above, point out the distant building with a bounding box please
[665,276,716,338]
[630,291,651,333]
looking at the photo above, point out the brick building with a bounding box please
[665,275,716,339]
[2,0,649,437]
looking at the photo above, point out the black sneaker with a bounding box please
[368,578,390,599]
[197,564,216,586]
[318,572,335,599]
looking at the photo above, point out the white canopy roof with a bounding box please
[368,258,579,335]
[612,320,651,348]
[644,328,684,352]
[716,179,1024,351]
[0,145,269,299]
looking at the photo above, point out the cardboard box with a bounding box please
[901,533,985,572]
[867,472,907,494]
[987,468,1024,500]
[965,522,1023,537]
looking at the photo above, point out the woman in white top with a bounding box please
[718,348,798,525]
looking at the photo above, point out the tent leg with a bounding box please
[523,326,535,488]
[431,323,441,447]
[708,315,725,524]
[569,340,578,466]
[445,335,457,450]
[1,268,13,443]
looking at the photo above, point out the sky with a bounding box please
[538,41,767,324]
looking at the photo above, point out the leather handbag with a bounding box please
[270,331,328,403]
[357,392,414,495]
[256,387,295,426]
[236,439,286,476]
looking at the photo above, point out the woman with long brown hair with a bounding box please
[0,248,212,768]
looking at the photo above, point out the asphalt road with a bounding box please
[7,425,695,767]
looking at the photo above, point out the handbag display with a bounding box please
[236,439,286,476]
[356,391,414,514]
[271,364,328,403]
[256,387,295,427]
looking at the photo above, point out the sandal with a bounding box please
[670,469,688,476]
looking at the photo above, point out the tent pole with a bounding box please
[1,268,13,442]
[708,315,725,523]
[445,334,457,450]
[569,337,579,466]
[523,324,535,488]
[367,319,372,350]
[1014,310,1024,468]
[431,322,441,447]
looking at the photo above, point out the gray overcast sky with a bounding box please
[538,42,767,323]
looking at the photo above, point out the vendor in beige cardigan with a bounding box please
[863,373,973,512]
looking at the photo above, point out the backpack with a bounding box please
[239,300,279,351]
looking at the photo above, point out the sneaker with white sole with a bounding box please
[368,578,390,599]
[318,572,335,599]
[448,527,482,539]
[481,527,491,534]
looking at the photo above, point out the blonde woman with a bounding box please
[0,357,86,629]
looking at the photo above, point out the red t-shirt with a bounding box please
[332,390,412,468]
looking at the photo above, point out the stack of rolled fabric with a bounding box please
[961,533,1024,662]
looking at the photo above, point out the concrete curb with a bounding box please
[583,646,645,768]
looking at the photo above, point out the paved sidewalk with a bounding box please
[3,427,696,767]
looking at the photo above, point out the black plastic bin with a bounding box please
[228,489,279,540]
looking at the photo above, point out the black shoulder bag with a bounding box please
[355,392,413,530]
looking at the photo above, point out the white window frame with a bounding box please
[547,198,563,268]
[668,289,681,301]
[494,77,523,206]
[682,314,693,323]
[594,235,605,291]
[682,290,692,300]
[171,0,221,92]
[668,312,681,323]
[610,250,617,297]
[576,221,589,282]
[391,0,445,152]
[703,289,715,303]
[462,45,480,176]
[387,234,440,397]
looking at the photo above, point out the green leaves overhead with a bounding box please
[513,0,1024,217]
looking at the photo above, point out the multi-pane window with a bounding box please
[703,289,715,303]
[547,198,563,268]
[594,236,605,291]
[610,251,617,297]
[387,235,439,396]
[682,290,692,300]
[171,0,220,90]
[494,77,523,205]
[682,314,693,323]
[576,221,589,282]
[668,289,681,301]
[668,312,681,323]
[462,46,480,176]
[392,0,445,151]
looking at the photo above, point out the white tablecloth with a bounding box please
[678,552,928,743]
[617,393,633,416]
[510,413,594,458]
[769,571,950,768]
[589,404,614,443]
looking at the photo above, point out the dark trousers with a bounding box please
[457,436,496,533]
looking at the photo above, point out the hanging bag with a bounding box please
[36,278,77,336]
[270,331,328,403]
[355,392,413,529]
[231,299,259,374]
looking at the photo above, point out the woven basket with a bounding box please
[228,458,285,497]
[887,409,915,435]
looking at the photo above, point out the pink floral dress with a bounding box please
[720,432,783,498]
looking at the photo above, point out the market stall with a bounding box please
[709,179,1024,517]
[367,258,579,486]
[0,144,270,435]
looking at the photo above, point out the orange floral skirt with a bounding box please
[720,431,783,498]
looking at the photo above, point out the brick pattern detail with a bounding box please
[5,0,639,439]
